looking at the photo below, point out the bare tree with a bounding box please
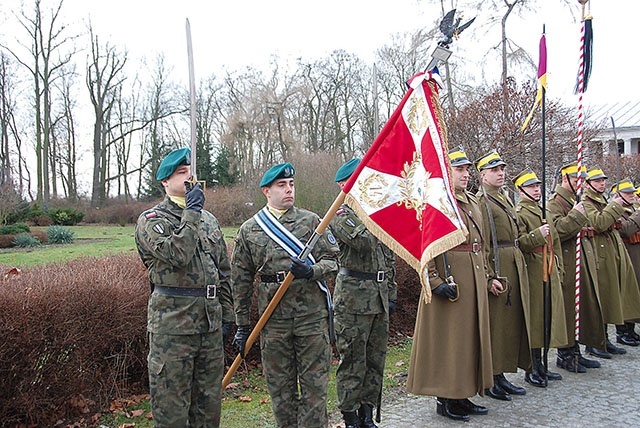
[4,0,75,205]
[86,24,126,206]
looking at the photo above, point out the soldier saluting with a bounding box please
[135,148,234,427]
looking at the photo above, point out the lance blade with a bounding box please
[186,18,197,181]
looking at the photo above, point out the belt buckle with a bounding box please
[206,284,217,299]
[472,242,481,253]
[376,271,385,282]
[276,271,286,283]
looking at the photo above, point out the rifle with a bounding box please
[479,182,510,299]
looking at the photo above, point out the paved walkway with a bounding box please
[380,339,640,427]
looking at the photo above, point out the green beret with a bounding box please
[334,158,361,182]
[156,148,191,181]
[260,162,295,187]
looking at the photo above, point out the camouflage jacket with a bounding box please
[330,204,397,314]
[231,206,339,326]
[135,196,233,334]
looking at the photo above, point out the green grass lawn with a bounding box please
[0,225,238,268]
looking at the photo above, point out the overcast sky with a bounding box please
[1,0,636,106]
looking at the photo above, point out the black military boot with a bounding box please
[575,344,601,368]
[627,322,640,341]
[616,323,640,346]
[341,410,360,428]
[436,397,470,422]
[495,373,526,395]
[358,403,378,428]
[540,350,562,380]
[556,348,587,373]
[524,348,547,387]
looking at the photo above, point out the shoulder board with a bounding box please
[466,191,478,204]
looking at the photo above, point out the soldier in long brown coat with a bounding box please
[475,151,531,402]
[406,148,493,421]
[582,166,640,358]
[611,179,640,346]
[547,162,603,373]
[513,168,567,387]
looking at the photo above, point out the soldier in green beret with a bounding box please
[231,162,339,428]
[135,147,234,427]
[547,161,603,372]
[582,167,640,358]
[609,179,640,346]
[513,168,567,387]
[330,158,397,428]
[475,150,531,401]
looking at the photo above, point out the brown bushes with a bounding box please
[0,254,149,426]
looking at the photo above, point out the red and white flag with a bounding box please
[342,71,467,303]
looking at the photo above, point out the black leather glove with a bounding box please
[289,257,314,279]
[433,283,458,300]
[222,321,234,345]
[232,325,251,357]
[388,299,397,317]
[184,181,204,212]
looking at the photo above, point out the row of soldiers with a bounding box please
[135,148,396,428]
[405,148,640,422]
[134,146,640,427]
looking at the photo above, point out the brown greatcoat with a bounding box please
[515,198,568,349]
[617,202,640,322]
[547,185,605,349]
[477,186,531,374]
[583,187,640,324]
[406,189,493,398]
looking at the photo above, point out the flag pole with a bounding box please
[540,24,552,378]
[223,191,346,389]
[573,0,592,369]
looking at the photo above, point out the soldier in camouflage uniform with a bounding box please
[329,158,397,428]
[231,162,339,428]
[135,147,234,428]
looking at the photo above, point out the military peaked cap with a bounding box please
[334,158,361,182]
[513,167,542,188]
[611,178,637,194]
[448,147,472,166]
[260,162,295,187]
[475,150,506,171]
[156,148,191,181]
[560,161,587,178]
[586,166,608,181]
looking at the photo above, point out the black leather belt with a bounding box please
[153,285,218,299]
[260,271,287,283]
[339,267,386,282]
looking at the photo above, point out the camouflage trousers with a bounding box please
[260,311,332,428]
[335,311,389,412]
[148,330,224,428]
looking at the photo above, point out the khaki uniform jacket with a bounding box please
[231,206,339,327]
[547,185,605,348]
[330,204,397,315]
[477,186,531,373]
[516,198,568,349]
[617,203,640,322]
[406,189,493,398]
[583,188,635,324]
[135,196,234,334]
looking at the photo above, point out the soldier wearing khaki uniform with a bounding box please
[330,158,397,428]
[610,179,640,346]
[547,162,603,373]
[513,168,567,387]
[231,162,339,428]
[475,150,531,401]
[406,149,493,422]
[135,147,234,427]
[582,166,640,358]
